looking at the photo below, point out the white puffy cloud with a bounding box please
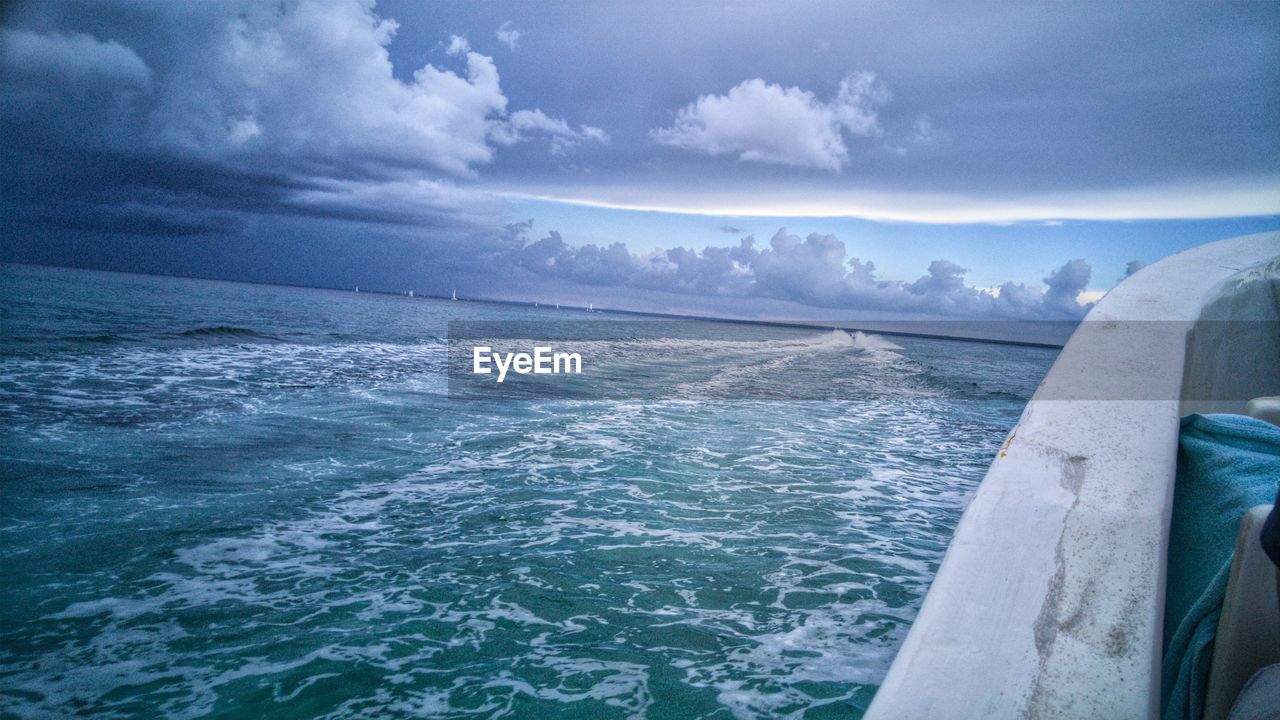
[833,72,888,136]
[446,34,471,56]
[144,7,511,178]
[1040,259,1092,315]
[490,109,609,155]
[496,21,520,50]
[650,72,888,171]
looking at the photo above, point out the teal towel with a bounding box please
[1161,413,1280,720]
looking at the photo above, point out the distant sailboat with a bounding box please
[407,290,414,297]
[354,286,359,293]
[451,288,457,301]
[588,303,594,312]
[555,303,560,310]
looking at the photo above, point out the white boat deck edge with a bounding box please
[865,232,1280,719]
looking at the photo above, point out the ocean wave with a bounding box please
[0,340,450,427]
[1,270,1050,718]
[1,388,1017,718]
[172,325,283,341]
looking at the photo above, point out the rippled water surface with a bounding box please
[0,264,1056,718]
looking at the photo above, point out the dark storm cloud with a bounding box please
[5,0,1278,222]
[0,1,599,240]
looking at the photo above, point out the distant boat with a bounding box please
[535,302,539,308]
[555,303,560,310]
[451,289,457,301]
[588,303,594,312]
[407,290,414,297]
[354,286,359,293]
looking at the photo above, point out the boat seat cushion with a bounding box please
[1162,413,1280,720]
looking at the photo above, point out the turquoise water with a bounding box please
[0,264,1056,719]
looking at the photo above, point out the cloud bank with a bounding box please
[500,227,1093,320]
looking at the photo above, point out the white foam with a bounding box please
[850,331,903,352]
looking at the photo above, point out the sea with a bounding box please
[0,263,1057,719]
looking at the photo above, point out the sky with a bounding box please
[1,0,1278,321]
